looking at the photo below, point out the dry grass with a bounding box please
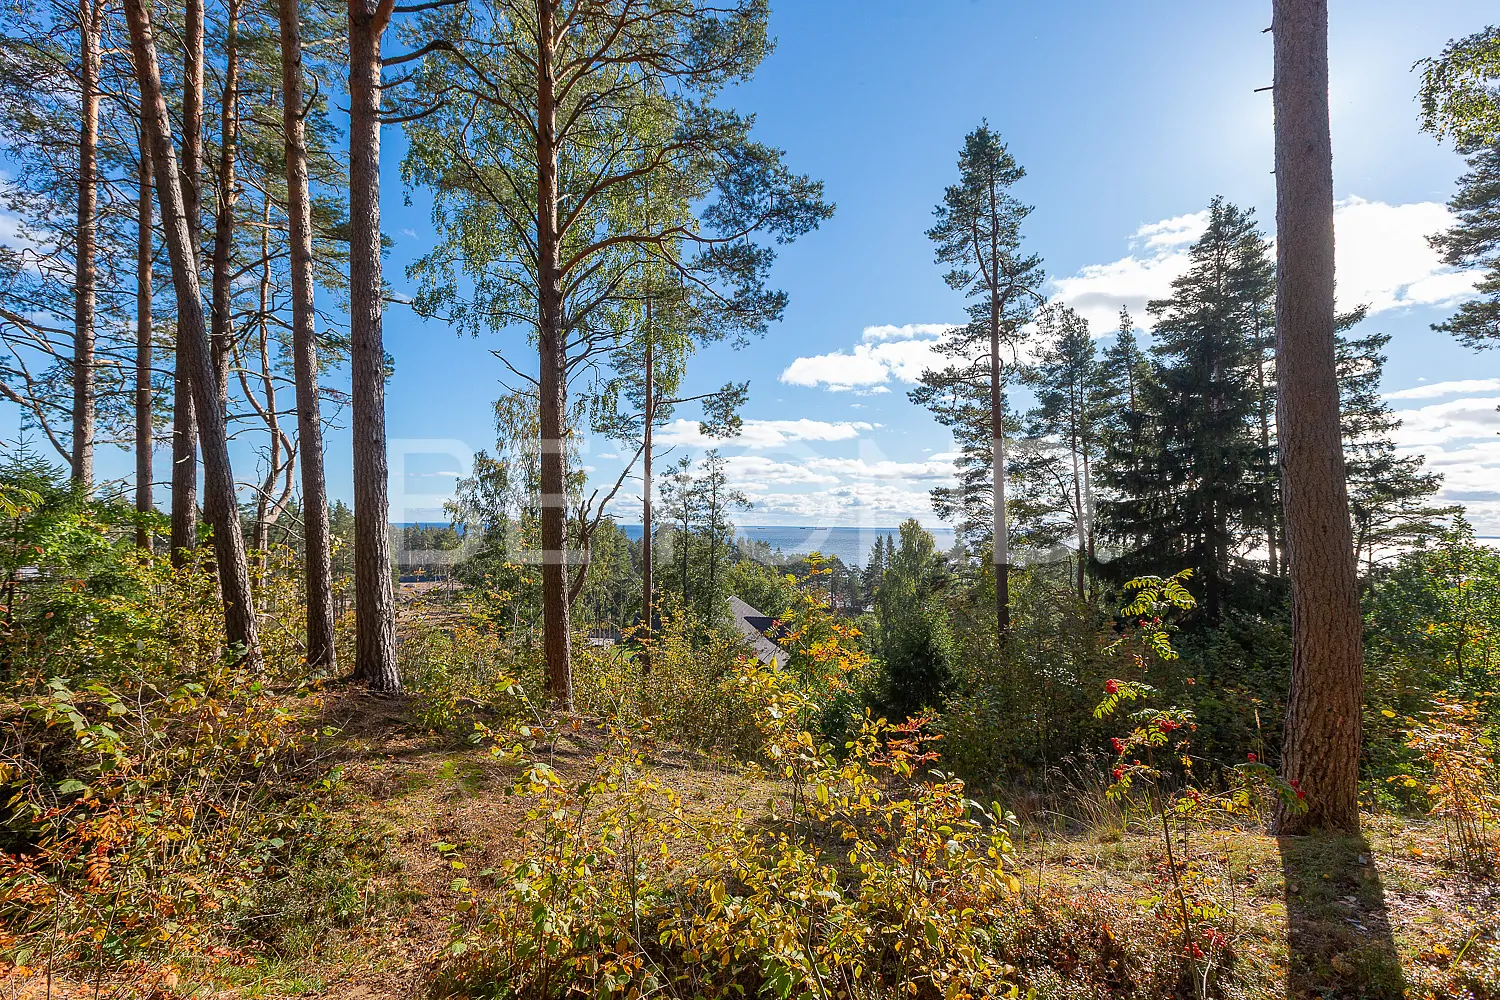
[8,695,1500,999]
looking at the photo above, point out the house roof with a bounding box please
[729,595,789,666]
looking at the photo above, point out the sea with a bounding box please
[394,521,958,566]
[619,524,956,566]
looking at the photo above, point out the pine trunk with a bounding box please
[136,126,154,548]
[125,0,261,665]
[169,0,204,563]
[280,0,338,670]
[347,0,399,691]
[208,0,240,407]
[535,2,573,707]
[990,297,1009,639]
[640,305,653,669]
[72,0,100,489]
[1272,0,1363,835]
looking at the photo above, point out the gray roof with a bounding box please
[729,595,788,665]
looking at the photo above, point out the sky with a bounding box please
[12,0,1500,534]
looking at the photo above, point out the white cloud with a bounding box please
[1389,396,1500,449]
[806,456,953,482]
[724,455,840,486]
[1388,394,1500,533]
[1135,212,1210,249]
[738,483,940,524]
[861,323,953,343]
[780,323,955,391]
[1384,379,1500,401]
[1050,247,1194,336]
[1049,197,1482,336]
[655,417,873,449]
[1333,197,1478,314]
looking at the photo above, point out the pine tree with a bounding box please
[403,0,829,707]
[1430,140,1500,351]
[1273,0,1363,834]
[912,123,1044,639]
[125,0,261,665]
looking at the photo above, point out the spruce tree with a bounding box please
[1095,308,1156,555]
[1338,329,1454,572]
[1100,198,1272,619]
[1018,303,1103,599]
[874,519,952,721]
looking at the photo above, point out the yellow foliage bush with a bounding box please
[438,634,1022,1000]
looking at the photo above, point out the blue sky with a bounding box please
[16,1,1500,532]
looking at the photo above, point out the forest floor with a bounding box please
[9,690,1500,999]
[195,694,1500,1000]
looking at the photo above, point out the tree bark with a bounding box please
[125,0,261,665]
[169,0,204,562]
[347,0,400,690]
[71,0,102,489]
[536,0,573,707]
[280,0,338,671]
[990,297,1009,640]
[640,295,653,669]
[136,125,154,548]
[208,0,240,407]
[1272,0,1363,835]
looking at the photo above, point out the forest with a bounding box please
[2,1,1500,998]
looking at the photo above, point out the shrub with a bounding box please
[437,638,1024,999]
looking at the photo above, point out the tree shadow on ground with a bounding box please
[1279,832,1405,999]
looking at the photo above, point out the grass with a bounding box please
[7,659,1500,999]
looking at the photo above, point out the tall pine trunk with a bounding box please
[347,0,399,690]
[535,1,573,707]
[169,0,204,563]
[72,0,101,488]
[1070,405,1085,602]
[1272,0,1363,834]
[208,0,240,406]
[640,299,654,668]
[990,298,1009,639]
[125,0,261,665]
[280,0,337,670]
[136,126,154,548]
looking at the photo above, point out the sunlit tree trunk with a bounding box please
[1273,0,1363,834]
[169,0,204,563]
[347,0,400,690]
[990,295,1009,638]
[640,296,654,666]
[535,0,572,707]
[280,0,338,670]
[208,0,240,406]
[71,0,102,488]
[136,125,154,548]
[125,0,261,665]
